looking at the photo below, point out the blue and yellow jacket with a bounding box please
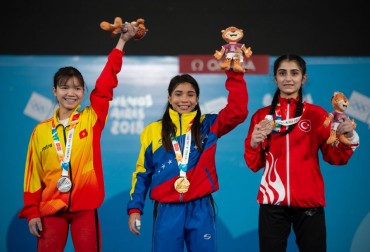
[127,70,249,214]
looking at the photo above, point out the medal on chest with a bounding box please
[171,121,193,194]
[52,113,79,192]
[57,176,72,192]
[174,177,190,193]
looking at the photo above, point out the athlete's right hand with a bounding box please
[250,124,267,148]
[128,212,141,235]
[28,217,42,237]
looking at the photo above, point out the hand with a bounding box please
[116,23,140,51]
[120,23,139,42]
[128,213,141,235]
[323,117,331,127]
[337,116,354,138]
[28,217,42,237]
[250,124,267,148]
[214,50,222,60]
[244,47,253,58]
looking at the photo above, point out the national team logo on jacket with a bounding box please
[79,129,88,139]
[298,119,311,132]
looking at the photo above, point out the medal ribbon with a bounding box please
[171,121,193,177]
[274,103,305,128]
[52,113,80,177]
[275,116,301,126]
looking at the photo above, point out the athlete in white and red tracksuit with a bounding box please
[244,54,359,252]
[127,71,249,252]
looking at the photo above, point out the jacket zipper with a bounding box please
[286,99,291,207]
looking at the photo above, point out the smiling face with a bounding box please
[168,82,199,114]
[274,60,307,99]
[332,92,349,112]
[222,26,244,43]
[53,76,84,119]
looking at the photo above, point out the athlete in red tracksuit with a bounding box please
[244,54,359,252]
[18,24,140,252]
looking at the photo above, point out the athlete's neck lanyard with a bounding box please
[275,116,301,126]
[274,103,304,130]
[171,121,193,177]
[51,113,80,177]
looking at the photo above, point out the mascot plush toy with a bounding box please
[214,26,252,72]
[323,91,356,145]
[100,17,148,40]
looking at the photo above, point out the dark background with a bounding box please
[1,0,369,56]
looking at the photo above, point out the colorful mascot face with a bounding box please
[221,26,244,43]
[331,92,349,112]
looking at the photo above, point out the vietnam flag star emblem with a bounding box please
[79,129,88,139]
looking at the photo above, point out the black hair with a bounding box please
[53,66,86,91]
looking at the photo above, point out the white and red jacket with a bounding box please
[244,96,359,208]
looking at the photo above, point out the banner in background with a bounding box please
[179,54,269,74]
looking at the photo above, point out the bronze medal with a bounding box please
[258,118,274,135]
[174,177,190,193]
[57,176,72,192]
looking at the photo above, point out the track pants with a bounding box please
[37,209,101,252]
[153,195,217,252]
[259,204,326,252]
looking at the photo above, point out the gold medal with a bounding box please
[174,177,190,193]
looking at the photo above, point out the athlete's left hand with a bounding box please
[337,117,354,138]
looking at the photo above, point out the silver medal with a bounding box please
[57,176,72,192]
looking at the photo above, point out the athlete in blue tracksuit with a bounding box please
[127,71,249,251]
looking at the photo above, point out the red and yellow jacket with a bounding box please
[244,96,359,208]
[19,48,124,221]
[127,71,249,215]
